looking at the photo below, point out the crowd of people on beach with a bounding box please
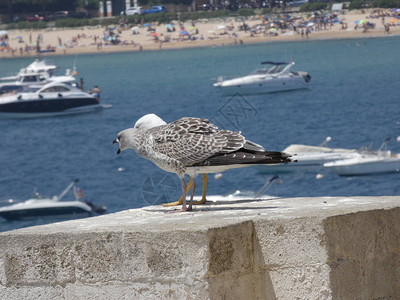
[0,8,399,57]
[0,31,57,55]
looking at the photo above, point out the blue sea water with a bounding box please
[1,36,400,232]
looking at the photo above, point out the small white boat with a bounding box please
[323,152,400,176]
[323,137,400,176]
[0,180,106,221]
[0,82,110,119]
[0,59,57,81]
[213,61,311,95]
[20,59,58,75]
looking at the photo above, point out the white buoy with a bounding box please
[316,173,324,179]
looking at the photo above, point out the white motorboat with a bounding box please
[24,59,58,74]
[0,71,76,95]
[0,82,110,119]
[0,180,106,221]
[213,61,311,95]
[323,151,400,176]
[0,59,58,81]
[323,137,400,176]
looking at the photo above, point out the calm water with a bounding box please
[1,36,400,232]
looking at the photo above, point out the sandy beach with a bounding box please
[1,8,399,58]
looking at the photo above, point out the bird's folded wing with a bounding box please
[153,117,218,143]
[153,132,228,166]
[150,117,247,166]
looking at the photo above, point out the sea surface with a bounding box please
[1,36,400,232]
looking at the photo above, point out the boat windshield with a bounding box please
[250,64,288,75]
[41,86,71,93]
[21,75,39,83]
[267,64,287,74]
[250,69,269,75]
[19,86,41,93]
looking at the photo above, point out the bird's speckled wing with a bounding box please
[150,117,245,166]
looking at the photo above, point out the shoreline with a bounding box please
[1,9,399,59]
[1,30,399,59]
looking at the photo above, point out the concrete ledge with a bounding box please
[0,196,399,299]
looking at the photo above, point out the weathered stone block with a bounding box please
[0,196,398,299]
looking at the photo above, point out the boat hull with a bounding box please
[0,93,111,119]
[0,206,91,220]
[214,74,310,96]
[0,199,93,220]
[0,97,98,113]
[0,104,108,119]
[324,158,400,176]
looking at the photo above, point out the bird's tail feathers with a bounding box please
[194,150,293,167]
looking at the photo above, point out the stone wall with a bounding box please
[0,196,399,299]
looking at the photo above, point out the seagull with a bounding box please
[114,114,207,207]
[113,114,292,212]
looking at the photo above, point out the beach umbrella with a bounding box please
[166,24,174,28]
[306,22,314,27]
[0,30,8,36]
[142,23,152,27]
[16,35,22,39]
[150,32,160,37]
[355,19,367,25]
[189,27,198,34]
[180,30,189,35]
[131,26,139,31]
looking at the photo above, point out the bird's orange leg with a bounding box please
[162,176,193,207]
[167,177,192,212]
[192,173,208,205]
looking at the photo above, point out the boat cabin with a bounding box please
[16,73,48,84]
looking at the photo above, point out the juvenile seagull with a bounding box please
[113,114,292,212]
[116,114,208,207]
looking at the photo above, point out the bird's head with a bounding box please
[113,128,138,154]
[113,114,166,155]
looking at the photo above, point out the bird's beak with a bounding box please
[113,138,121,154]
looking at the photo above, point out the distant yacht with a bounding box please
[0,82,110,119]
[0,179,106,221]
[0,59,58,81]
[214,61,311,95]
